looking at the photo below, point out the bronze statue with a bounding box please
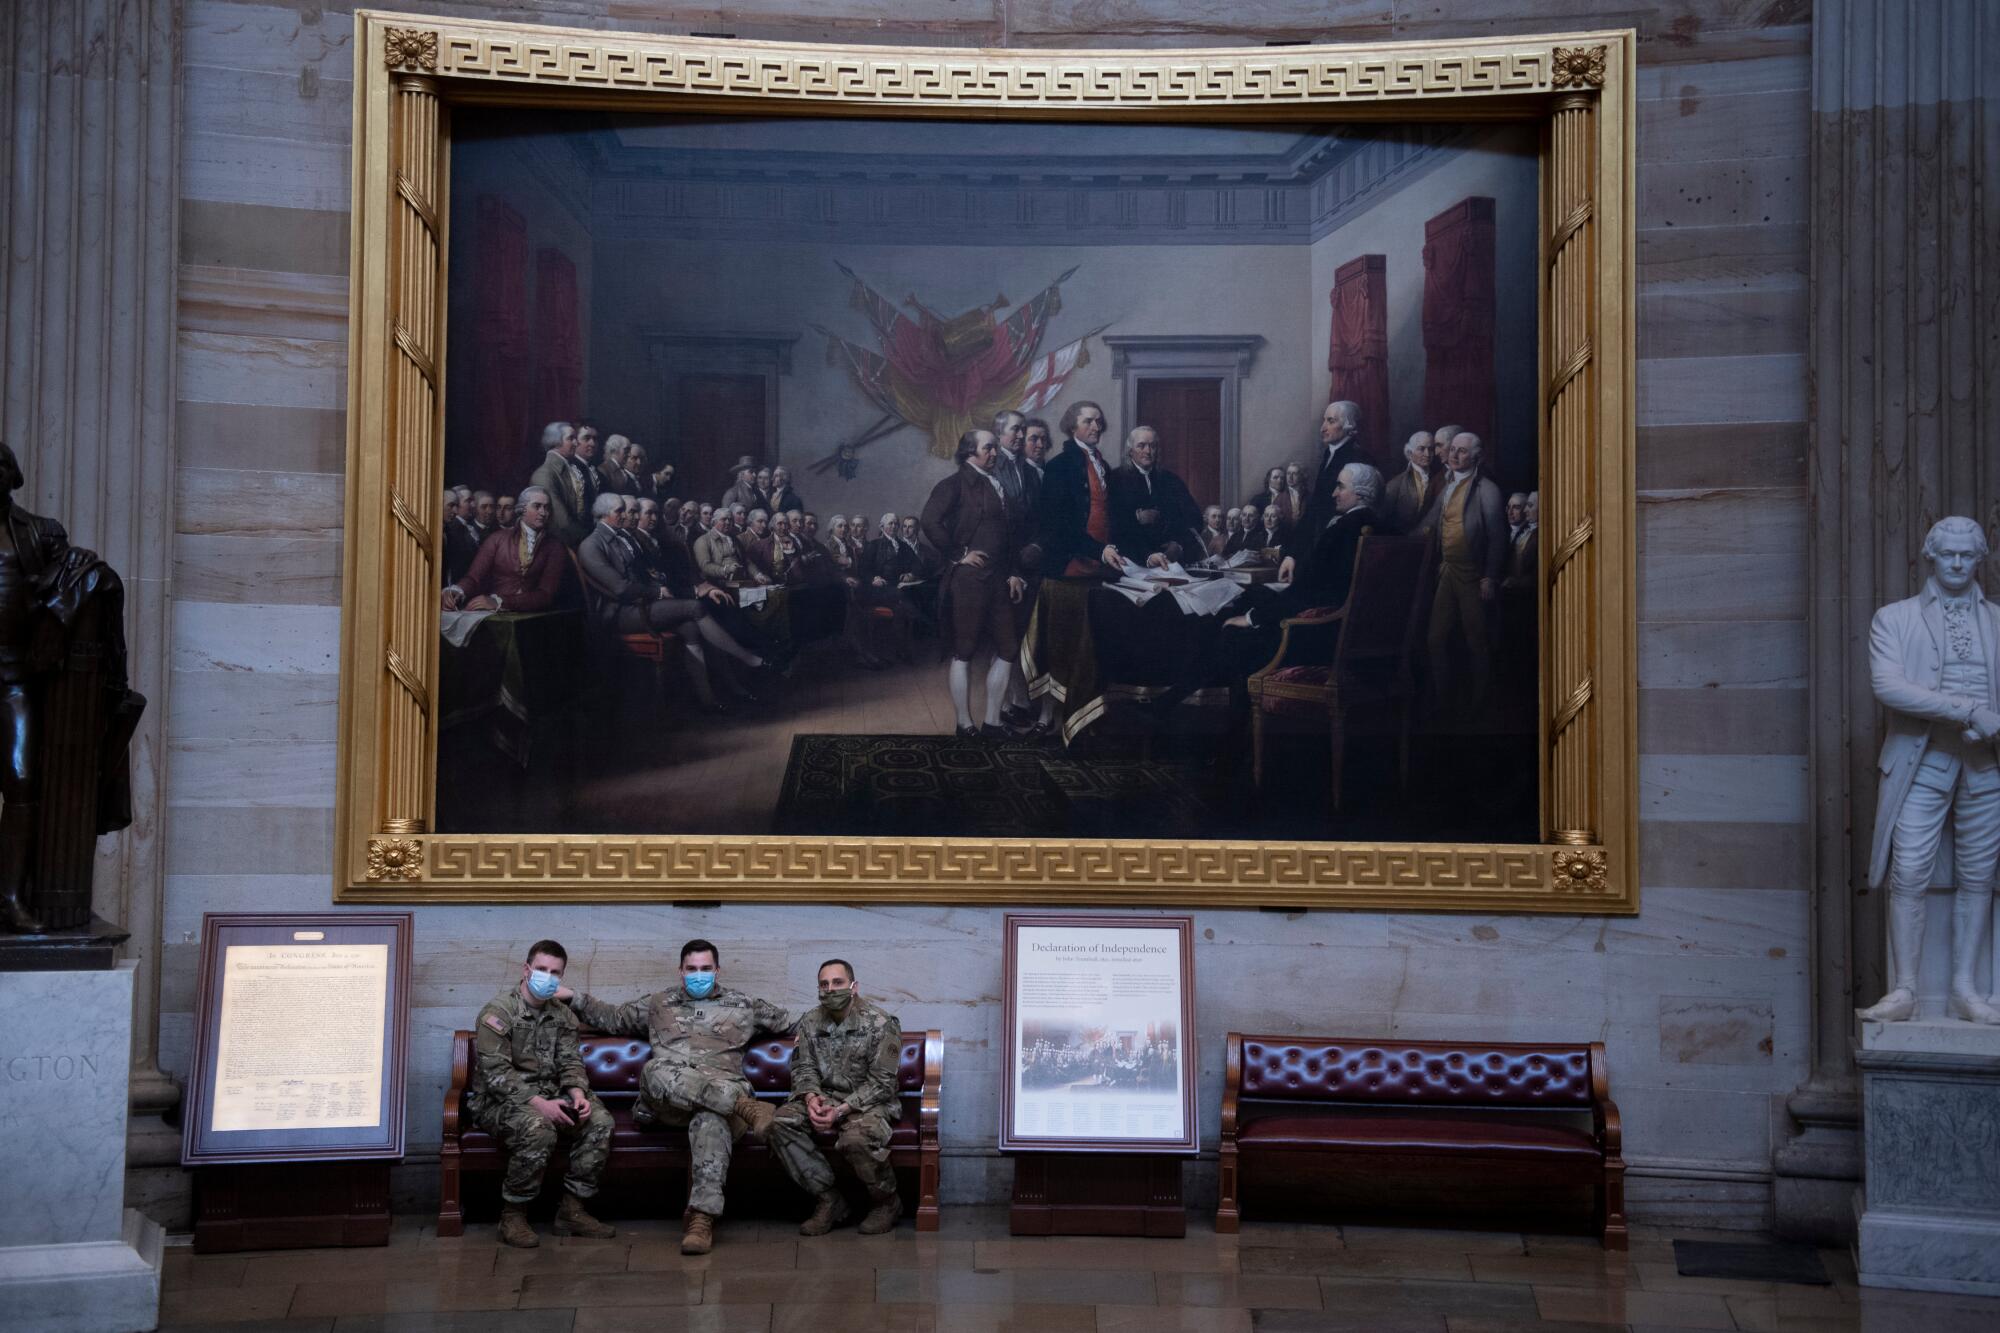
[0,443,145,933]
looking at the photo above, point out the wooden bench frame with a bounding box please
[1217,1032,1625,1248]
[439,1027,943,1235]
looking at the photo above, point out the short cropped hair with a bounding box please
[680,938,720,965]
[818,958,856,982]
[525,939,567,965]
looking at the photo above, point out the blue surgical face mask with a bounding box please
[683,971,716,1000]
[526,968,561,1001]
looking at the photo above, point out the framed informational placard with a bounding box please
[181,912,414,1165]
[1000,914,1198,1154]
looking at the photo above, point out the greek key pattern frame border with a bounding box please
[432,38,1562,104]
[340,12,1637,914]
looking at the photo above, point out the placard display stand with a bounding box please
[181,913,413,1253]
[1010,1153,1186,1237]
[998,914,1199,1236]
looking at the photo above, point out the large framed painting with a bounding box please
[335,12,1637,912]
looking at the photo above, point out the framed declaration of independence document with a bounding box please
[181,912,414,1165]
[1000,913,1198,1154]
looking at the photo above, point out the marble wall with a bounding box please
[156,0,1813,1226]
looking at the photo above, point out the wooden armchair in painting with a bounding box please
[566,547,682,701]
[1245,533,1434,811]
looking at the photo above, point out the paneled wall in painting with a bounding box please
[160,0,1810,1226]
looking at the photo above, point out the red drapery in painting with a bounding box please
[468,196,530,492]
[533,247,583,439]
[1421,196,1497,466]
[1327,253,1391,473]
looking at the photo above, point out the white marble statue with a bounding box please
[1860,516,2000,1023]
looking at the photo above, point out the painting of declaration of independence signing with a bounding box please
[435,111,1542,845]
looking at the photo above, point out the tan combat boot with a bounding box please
[731,1093,776,1141]
[553,1192,617,1239]
[680,1207,716,1255]
[498,1205,539,1249]
[857,1187,902,1236]
[798,1190,850,1237]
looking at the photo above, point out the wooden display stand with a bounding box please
[192,1160,394,1253]
[1009,1153,1186,1237]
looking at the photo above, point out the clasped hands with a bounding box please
[804,1092,850,1132]
[1966,705,2000,744]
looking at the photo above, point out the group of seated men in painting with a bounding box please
[437,400,1539,735]
[471,937,901,1255]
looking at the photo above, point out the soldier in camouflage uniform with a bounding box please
[768,958,906,1236]
[560,938,793,1255]
[466,940,618,1248]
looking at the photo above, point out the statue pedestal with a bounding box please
[1853,1015,2000,1295]
[0,960,163,1332]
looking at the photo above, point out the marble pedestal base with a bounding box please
[0,963,163,1331]
[1853,1015,2000,1294]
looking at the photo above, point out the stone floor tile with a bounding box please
[1240,1246,1473,1282]
[700,1269,879,1306]
[793,1237,977,1270]
[286,1277,527,1318]
[1469,1254,1642,1290]
[1251,1310,1447,1332]
[626,1239,798,1273]
[1097,1306,1254,1333]
[973,1237,1242,1273]
[1315,1278,1539,1320]
[1629,1258,1780,1297]
[491,1244,633,1277]
[572,1306,772,1333]
[165,1251,253,1289]
[1718,1286,1857,1332]
[1230,1222,1348,1252]
[1448,1312,1632,1320]
[1154,1271,1322,1310]
[878,1266,1160,1306]
[330,1314,572,1333]
[1338,1227,1529,1256]
[767,1303,936,1333]
[160,1322,334,1333]
[516,1271,702,1310]
[1533,1284,1735,1328]
[160,1285,302,1324]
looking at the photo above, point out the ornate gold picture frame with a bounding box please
[334,10,1635,912]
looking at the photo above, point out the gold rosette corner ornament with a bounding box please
[384,27,440,72]
[1550,45,1606,90]
[1550,847,1608,894]
[367,837,426,882]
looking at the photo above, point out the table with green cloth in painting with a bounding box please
[438,609,585,765]
[1020,576,1242,745]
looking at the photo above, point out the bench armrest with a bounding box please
[1220,1033,1243,1139]
[919,1029,943,1148]
[1589,1041,1620,1156]
[443,1030,472,1140]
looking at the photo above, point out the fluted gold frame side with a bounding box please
[335,12,1637,912]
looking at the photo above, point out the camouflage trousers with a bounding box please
[474,1093,612,1205]
[639,1062,752,1218]
[767,1098,897,1199]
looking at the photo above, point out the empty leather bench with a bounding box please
[439,1028,942,1235]
[1216,1033,1625,1248]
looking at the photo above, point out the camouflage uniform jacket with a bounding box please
[790,995,902,1115]
[569,984,794,1081]
[467,987,589,1117]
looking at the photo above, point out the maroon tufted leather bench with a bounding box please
[438,1029,942,1235]
[1217,1033,1625,1248]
